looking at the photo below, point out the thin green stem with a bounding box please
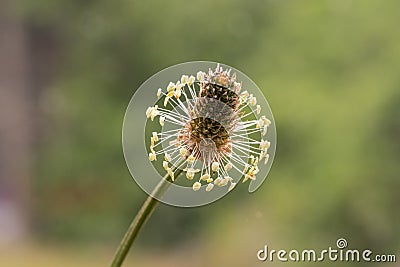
[110,165,184,267]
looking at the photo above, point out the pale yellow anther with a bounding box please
[214,177,222,186]
[167,90,175,98]
[259,140,270,151]
[249,94,257,106]
[167,82,175,92]
[206,183,214,192]
[228,182,237,192]
[250,155,255,165]
[243,164,249,174]
[145,107,152,118]
[240,90,249,98]
[150,106,159,121]
[261,116,271,126]
[219,177,229,187]
[164,153,171,162]
[159,116,165,126]
[242,174,250,183]
[260,150,266,159]
[186,169,194,180]
[206,178,213,183]
[162,161,169,170]
[224,162,232,172]
[243,173,255,183]
[256,105,261,114]
[197,71,204,81]
[164,96,170,107]
[262,125,268,136]
[181,75,188,84]
[148,152,156,161]
[211,161,219,172]
[233,81,241,92]
[248,166,255,175]
[179,147,187,157]
[200,173,210,181]
[174,89,181,99]
[254,156,259,165]
[167,168,175,181]
[157,88,162,98]
[192,182,201,191]
[152,132,159,142]
[248,166,259,176]
[187,154,196,164]
[258,118,265,128]
[188,75,195,85]
[175,81,182,90]
[264,154,270,164]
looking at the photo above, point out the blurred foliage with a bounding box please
[14,0,400,266]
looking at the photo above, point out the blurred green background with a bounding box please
[0,0,399,266]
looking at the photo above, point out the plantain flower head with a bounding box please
[145,64,272,192]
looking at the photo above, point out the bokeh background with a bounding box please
[1,0,399,266]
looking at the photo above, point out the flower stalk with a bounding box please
[110,166,184,267]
